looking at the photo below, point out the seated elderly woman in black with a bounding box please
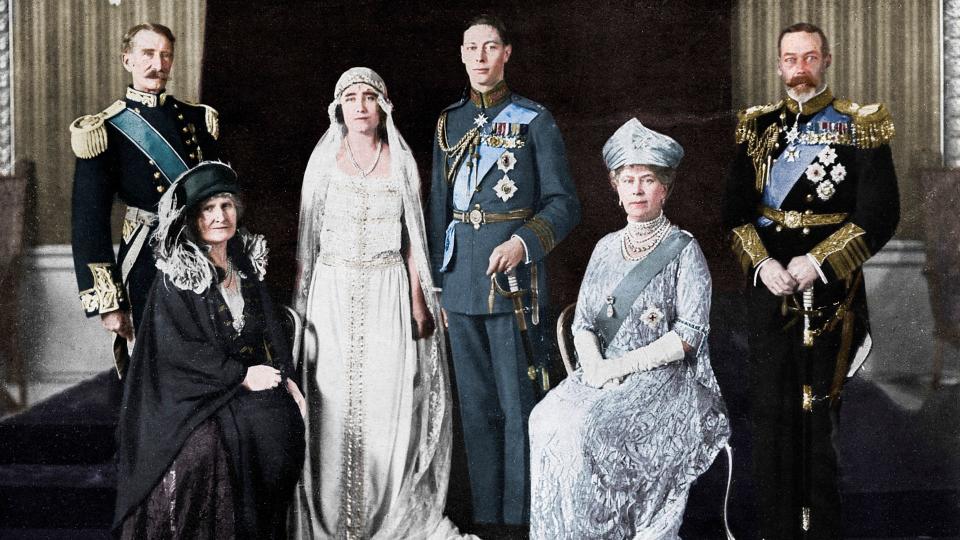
[114,161,306,539]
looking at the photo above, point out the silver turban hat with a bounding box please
[602,118,684,171]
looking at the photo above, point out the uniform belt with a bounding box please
[124,206,159,226]
[120,206,159,283]
[452,205,533,230]
[760,206,847,229]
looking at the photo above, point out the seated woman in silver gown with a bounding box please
[528,119,731,539]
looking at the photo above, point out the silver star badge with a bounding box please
[786,146,799,162]
[473,113,489,128]
[786,126,800,144]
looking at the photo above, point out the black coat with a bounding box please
[113,244,304,538]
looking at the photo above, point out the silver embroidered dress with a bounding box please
[529,225,730,539]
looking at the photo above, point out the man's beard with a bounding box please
[786,73,821,101]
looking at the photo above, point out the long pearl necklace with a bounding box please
[345,138,383,178]
[621,211,670,261]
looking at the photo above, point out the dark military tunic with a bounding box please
[723,87,899,538]
[70,86,220,330]
[428,82,580,525]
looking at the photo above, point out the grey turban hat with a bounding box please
[602,118,684,171]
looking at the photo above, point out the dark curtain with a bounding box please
[201,0,736,307]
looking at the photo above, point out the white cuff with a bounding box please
[511,234,531,264]
[753,257,772,286]
[806,253,828,283]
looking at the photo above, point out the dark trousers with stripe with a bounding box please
[446,311,538,525]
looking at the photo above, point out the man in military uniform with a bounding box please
[70,22,220,365]
[428,15,580,527]
[723,22,899,538]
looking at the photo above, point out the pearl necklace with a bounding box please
[345,138,383,178]
[621,212,670,261]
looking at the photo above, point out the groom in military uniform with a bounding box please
[428,14,580,527]
[70,22,220,368]
[723,22,899,538]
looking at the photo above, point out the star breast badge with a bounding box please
[493,175,518,202]
[497,151,517,173]
[473,113,489,128]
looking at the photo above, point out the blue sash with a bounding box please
[595,230,691,354]
[759,105,847,227]
[441,102,539,272]
[107,108,188,184]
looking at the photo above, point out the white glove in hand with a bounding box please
[573,330,604,374]
[582,331,685,388]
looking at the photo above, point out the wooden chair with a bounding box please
[556,302,578,376]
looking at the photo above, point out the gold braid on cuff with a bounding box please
[731,223,769,273]
[78,263,125,315]
[524,216,557,254]
[809,223,870,280]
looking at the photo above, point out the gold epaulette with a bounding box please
[179,99,221,140]
[199,104,220,140]
[69,100,125,159]
[735,100,783,144]
[834,99,895,148]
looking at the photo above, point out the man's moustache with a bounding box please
[146,71,169,80]
[788,74,814,87]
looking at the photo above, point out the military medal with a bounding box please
[785,146,799,162]
[497,150,516,173]
[606,295,615,318]
[493,175,518,202]
[786,125,800,144]
[473,112,489,128]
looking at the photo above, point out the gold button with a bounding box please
[177,114,184,120]
[185,139,194,146]
[182,127,189,133]
[156,185,165,193]
[189,153,196,160]
[802,227,810,235]
[173,103,178,109]
[149,160,155,166]
[191,135,198,143]
[775,225,783,232]
[805,194,814,202]
[804,209,813,215]
[133,107,140,114]
[153,172,161,179]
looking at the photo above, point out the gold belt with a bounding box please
[761,206,847,229]
[453,205,533,230]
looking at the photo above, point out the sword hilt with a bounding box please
[802,289,814,347]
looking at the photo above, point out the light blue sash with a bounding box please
[758,105,847,227]
[441,102,539,272]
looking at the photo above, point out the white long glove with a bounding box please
[581,331,686,388]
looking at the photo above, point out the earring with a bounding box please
[617,199,623,208]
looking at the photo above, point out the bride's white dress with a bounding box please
[293,168,470,540]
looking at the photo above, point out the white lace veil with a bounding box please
[290,67,463,539]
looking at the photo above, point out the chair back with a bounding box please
[556,302,577,376]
